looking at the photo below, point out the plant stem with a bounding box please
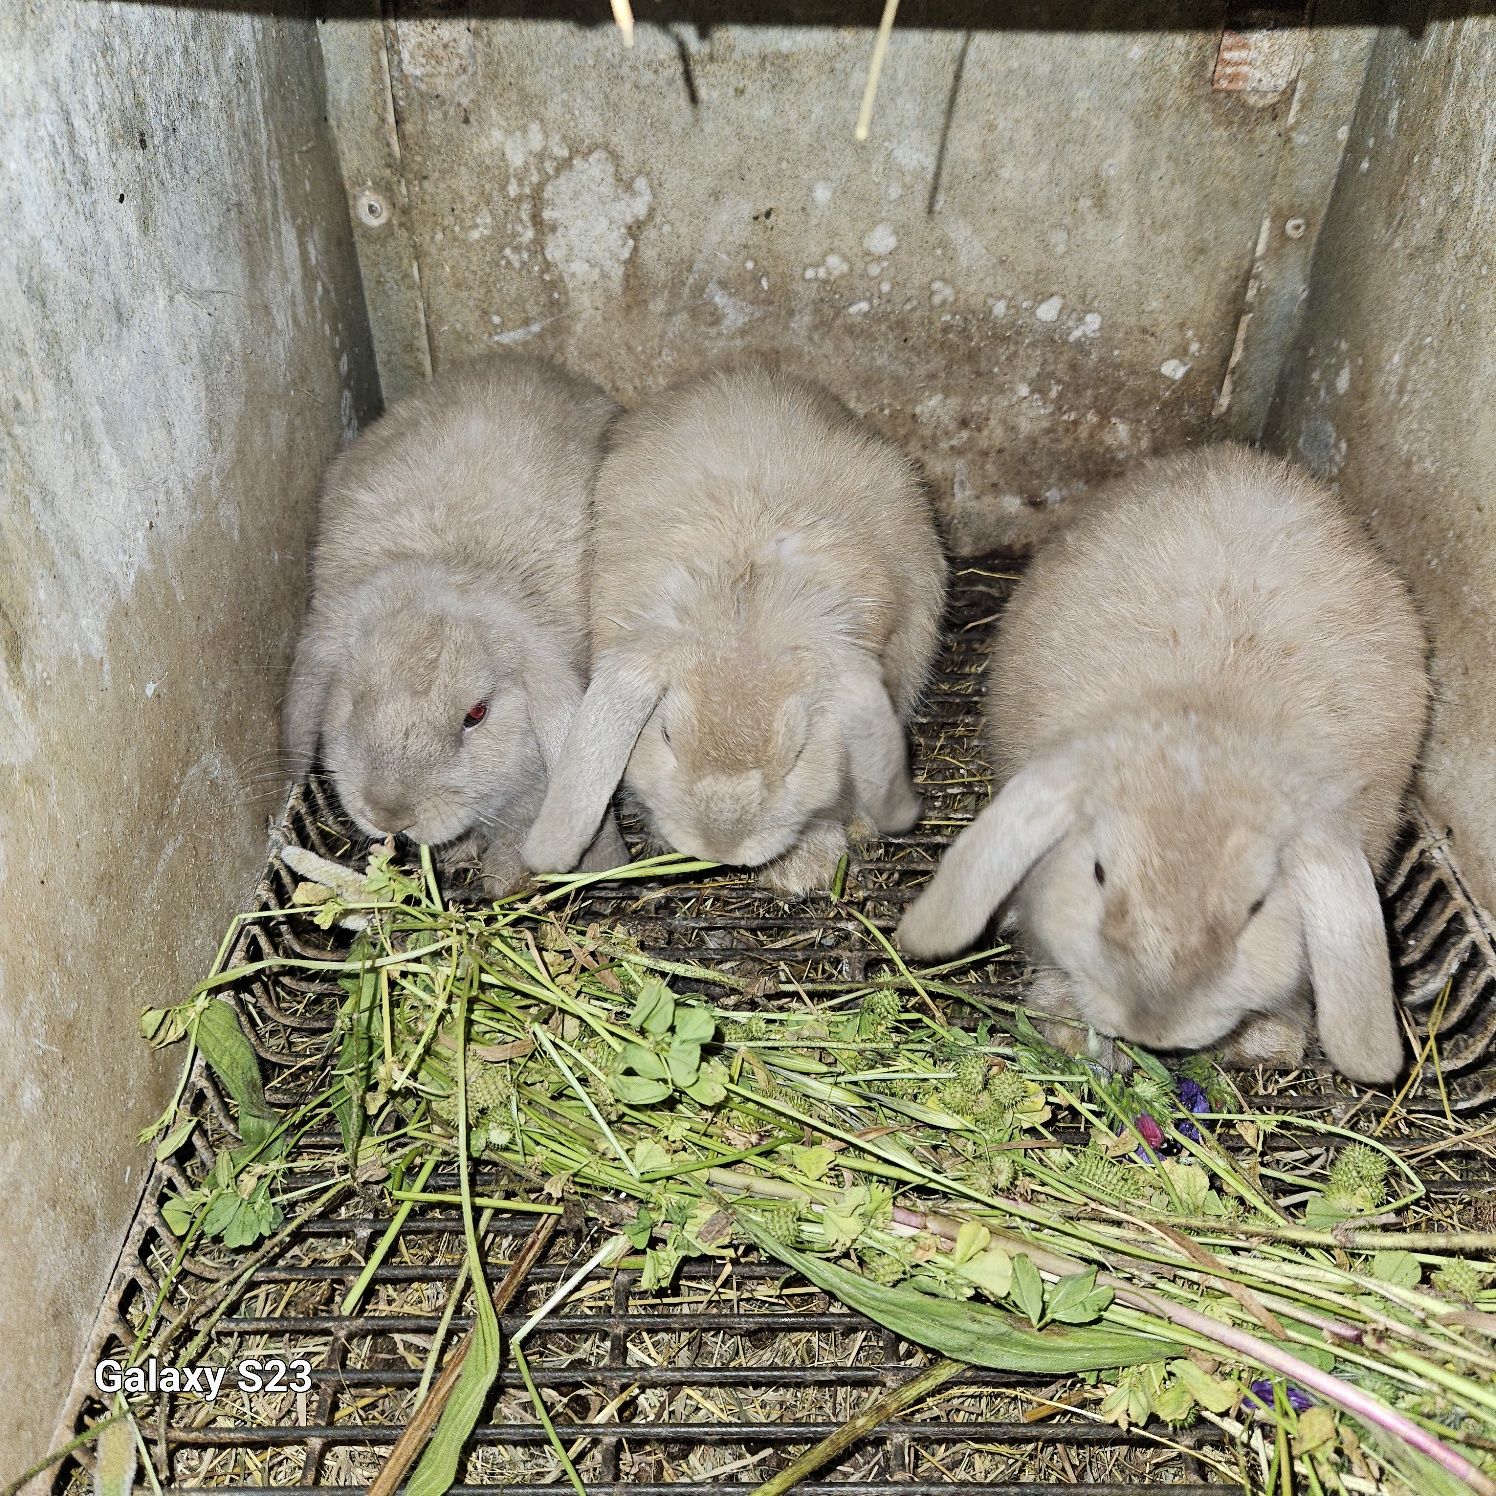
[1119,1283,1496,1496]
[368,1212,559,1496]
[748,1358,965,1496]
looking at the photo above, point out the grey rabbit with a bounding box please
[283,353,628,892]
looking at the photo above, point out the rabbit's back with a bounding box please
[989,446,1427,858]
[309,355,617,651]
[590,361,945,709]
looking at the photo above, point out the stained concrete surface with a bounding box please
[324,7,1373,552]
[0,3,376,1472]
[1268,9,1496,918]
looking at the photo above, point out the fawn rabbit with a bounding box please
[521,360,947,894]
[283,354,627,892]
[898,445,1427,1084]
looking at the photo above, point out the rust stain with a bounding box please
[1212,12,1308,97]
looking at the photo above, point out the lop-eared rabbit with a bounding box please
[283,354,627,892]
[522,361,948,895]
[898,445,1428,1085]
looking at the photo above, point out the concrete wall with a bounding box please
[1268,8,1496,917]
[0,3,377,1472]
[323,5,1374,553]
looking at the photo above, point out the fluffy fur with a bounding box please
[897,445,1429,1084]
[282,354,628,892]
[521,360,948,894]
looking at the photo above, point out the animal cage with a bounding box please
[5,3,1496,1495]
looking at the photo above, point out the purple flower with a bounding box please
[1174,1078,1209,1143]
[1177,1078,1209,1115]
[1247,1379,1315,1415]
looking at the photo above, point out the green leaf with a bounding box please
[154,1116,199,1162]
[1304,1188,1374,1227]
[1048,1267,1114,1325]
[954,1246,1014,1300]
[1099,1363,1164,1429]
[616,1042,668,1080]
[683,1063,728,1107]
[1100,1376,1149,1429]
[1011,1253,1046,1327]
[406,1250,502,1496]
[192,1000,277,1149]
[1294,1404,1338,1456]
[161,1192,200,1237]
[1371,1249,1421,1289]
[409,990,505,1496]
[665,1038,702,1087]
[736,1213,1181,1373]
[672,1006,715,1046]
[622,1208,655,1249]
[1157,1161,1215,1218]
[612,1042,673,1105]
[631,1139,674,1175]
[630,977,676,1035]
[611,1074,672,1106]
[951,1221,991,1266]
[780,1144,837,1182]
[640,1239,686,1291]
[1168,1358,1238,1414]
[1152,1376,1196,1425]
[334,963,378,1162]
[1130,1047,1174,1085]
[820,1187,878,1251]
[140,1003,193,1047]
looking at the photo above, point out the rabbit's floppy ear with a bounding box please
[896,752,1081,960]
[522,646,664,873]
[517,637,588,776]
[1288,830,1403,1085]
[835,663,922,834]
[282,623,334,779]
[518,640,631,878]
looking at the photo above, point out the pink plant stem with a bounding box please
[887,1203,1495,1494]
[1121,1284,1496,1496]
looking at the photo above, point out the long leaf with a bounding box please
[736,1213,1183,1373]
[333,963,378,1161]
[192,1000,276,1148]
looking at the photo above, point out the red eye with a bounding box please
[463,701,488,729]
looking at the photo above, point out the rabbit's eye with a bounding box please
[463,701,488,730]
[660,722,672,748]
[1093,861,1106,887]
[1247,895,1266,919]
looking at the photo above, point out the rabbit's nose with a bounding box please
[366,796,415,836]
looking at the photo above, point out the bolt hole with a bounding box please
[357,190,390,228]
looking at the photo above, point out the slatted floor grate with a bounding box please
[50,561,1496,1493]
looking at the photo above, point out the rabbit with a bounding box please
[282,353,629,894]
[520,359,948,895]
[896,444,1428,1085]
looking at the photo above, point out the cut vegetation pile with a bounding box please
[103,845,1496,1496]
